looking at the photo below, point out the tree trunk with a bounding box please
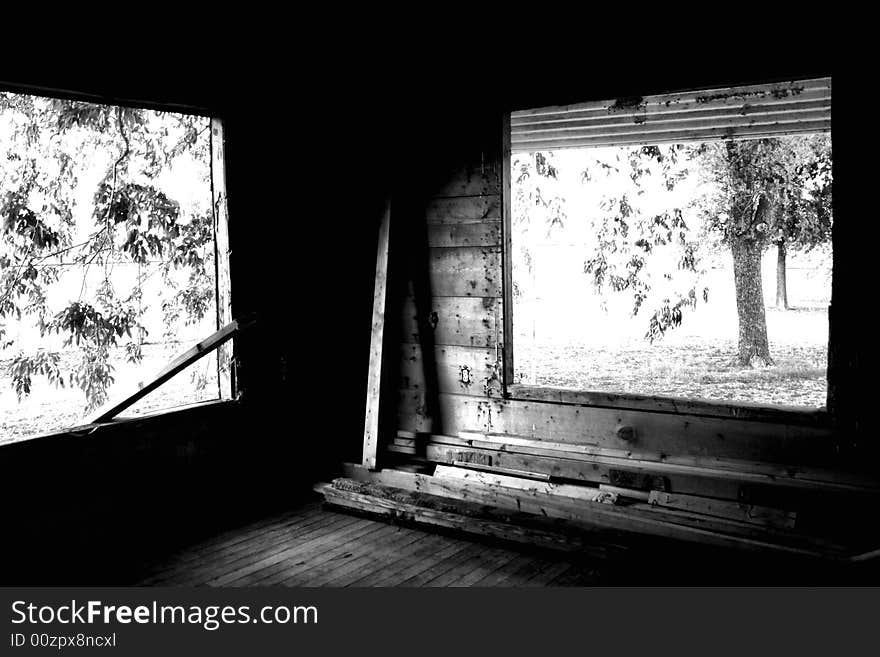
[775,241,788,310]
[731,239,773,367]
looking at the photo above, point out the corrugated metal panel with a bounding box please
[510,77,831,152]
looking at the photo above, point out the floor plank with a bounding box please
[286,524,423,587]
[135,502,601,587]
[162,512,357,586]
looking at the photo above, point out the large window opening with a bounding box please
[508,78,832,410]
[0,90,229,444]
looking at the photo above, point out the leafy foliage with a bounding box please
[579,144,707,342]
[7,350,63,400]
[1,91,214,413]
[695,136,832,252]
[515,135,832,361]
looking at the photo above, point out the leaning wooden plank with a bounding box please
[648,491,797,530]
[363,198,392,470]
[314,482,615,557]
[849,546,880,563]
[89,318,252,423]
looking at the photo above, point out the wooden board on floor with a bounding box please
[316,482,617,557]
[334,468,844,559]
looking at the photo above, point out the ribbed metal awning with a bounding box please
[511,77,831,152]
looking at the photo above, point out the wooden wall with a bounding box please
[386,97,860,496]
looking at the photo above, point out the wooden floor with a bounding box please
[137,500,601,587]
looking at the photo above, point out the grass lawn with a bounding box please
[515,307,828,408]
[0,343,219,445]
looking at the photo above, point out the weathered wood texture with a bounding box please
[387,114,845,519]
[401,296,500,348]
[363,199,392,469]
[396,391,834,466]
[508,385,830,428]
[427,222,501,248]
[210,118,234,399]
[319,481,620,557]
[326,473,840,559]
[430,162,501,198]
[425,195,501,224]
[400,344,502,397]
[428,247,501,298]
[138,501,602,586]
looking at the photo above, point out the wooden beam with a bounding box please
[363,198,392,469]
[395,391,837,468]
[501,111,514,389]
[390,431,880,496]
[506,384,830,428]
[315,481,615,557]
[88,318,253,424]
[435,464,595,500]
[647,490,796,530]
[210,117,234,399]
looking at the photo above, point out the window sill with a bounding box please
[506,384,830,428]
[1,398,236,448]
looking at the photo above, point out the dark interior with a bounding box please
[1,52,873,585]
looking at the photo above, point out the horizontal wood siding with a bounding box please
[390,120,838,501]
[427,222,501,248]
[428,246,501,298]
[430,162,500,198]
[425,196,501,224]
[400,344,502,397]
[401,296,500,348]
[395,391,833,465]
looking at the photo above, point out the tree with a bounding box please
[580,143,708,344]
[574,134,831,368]
[510,150,567,299]
[766,136,833,310]
[0,91,214,414]
[696,136,832,365]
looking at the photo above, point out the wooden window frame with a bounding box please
[500,86,832,429]
[0,81,236,443]
[210,117,235,400]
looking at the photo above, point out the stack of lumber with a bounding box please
[316,462,861,562]
[317,425,880,562]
